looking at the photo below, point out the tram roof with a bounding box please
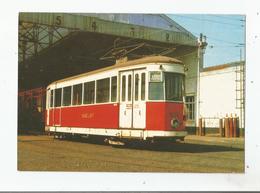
[51,55,183,84]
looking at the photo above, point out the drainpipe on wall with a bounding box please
[196,33,207,131]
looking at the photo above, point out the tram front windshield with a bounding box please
[149,72,184,101]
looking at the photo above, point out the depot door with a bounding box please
[119,69,146,129]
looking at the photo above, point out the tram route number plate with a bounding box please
[149,71,162,82]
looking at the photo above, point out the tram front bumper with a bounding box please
[144,130,188,139]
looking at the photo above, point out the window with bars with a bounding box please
[185,96,195,121]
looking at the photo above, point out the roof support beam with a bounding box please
[19,13,197,47]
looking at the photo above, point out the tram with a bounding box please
[45,56,187,143]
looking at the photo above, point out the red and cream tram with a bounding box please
[45,56,187,143]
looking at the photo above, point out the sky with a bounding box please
[168,14,245,67]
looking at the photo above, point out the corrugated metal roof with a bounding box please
[73,13,195,36]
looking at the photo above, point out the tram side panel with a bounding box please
[46,104,119,128]
[61,104,119,128]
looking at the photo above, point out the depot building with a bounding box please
[19,13,244,133]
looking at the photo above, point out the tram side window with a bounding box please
[149,82,164,100]
[111,76,117,102]
[122,75,126,102]
[83,81,95,104]
[135,74,139,101]
[149,71,164,100]
[96,78,110,103]
[141,73,146,100]
[72,84,82,105]
[128,74,132,101]
[63,86,71,106]
[50,90,54,107]
[54,88,62,107]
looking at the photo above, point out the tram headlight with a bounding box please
[171,118,180,129]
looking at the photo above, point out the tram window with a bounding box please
[141,73,145,101]
[62,86,71,106]
[165,72,183,101]
[149,82,164,100]
[111,76,117,102]
[83,81,95,104]
[135,74,139,101]
[96,78,110,103]
[122,75,126,102]
[50,90,54,107]
[54,88,62,107]
[128,74,132,101]
[72,84,82,105]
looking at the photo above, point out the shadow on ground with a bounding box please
[126,142,243,153]
[18,131,244,153]
[54,136,244,154]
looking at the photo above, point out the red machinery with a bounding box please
[18,87,46,133]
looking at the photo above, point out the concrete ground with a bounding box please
[185,135,244,149]
[18,134,244,173]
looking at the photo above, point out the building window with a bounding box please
[63,86,71,106]
[185,96,195,120]
[96,78,110,103]
[111,76,117,102]
[83,81,95,104]
[72,84,82,105]
[54,88,62,107]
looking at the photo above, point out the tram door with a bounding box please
[133,69,146,129]
[119,69,146,129]
[119,71,133,128]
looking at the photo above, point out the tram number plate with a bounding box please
[126,104,132,109]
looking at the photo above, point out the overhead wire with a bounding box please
[90,14,244,62]
[171,15,244,27]
[170,14,245,47]
[208,15,245,22]
[187,30,244,46]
